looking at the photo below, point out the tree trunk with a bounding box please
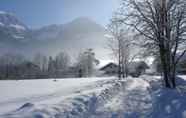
[170,63,177,88]
[158,0,173,88]
[159,46,171,88]
[118,59,122,79]
[118,41,122,79]
[171,76,176,88]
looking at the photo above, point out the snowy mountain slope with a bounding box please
[0,11,29,40]
[0,11,32,55]
[32,17,105,41]
[0,12,109,59]
[0,11,27,29]
[28,17,108,59]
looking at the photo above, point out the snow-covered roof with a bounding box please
[100,62,118,71]
[100,61,149,72]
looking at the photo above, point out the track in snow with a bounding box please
[1,77,153,118]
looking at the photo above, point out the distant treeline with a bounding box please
[0,49,99,80]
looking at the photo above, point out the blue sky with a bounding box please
[0,0,119,28]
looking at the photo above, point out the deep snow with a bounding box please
[0,77,114,115]
[0,76,186,118]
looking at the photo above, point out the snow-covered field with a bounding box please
[0,76,186,118]
[0,77,115,115]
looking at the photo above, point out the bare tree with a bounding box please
[48,56,56,78]
[55,52,70,71]
[121,37,130,78]
[117,0,186,88]
[0,53,25,79]
[76,49,99,77]
[107,19,132,78]
[33,53,48,72]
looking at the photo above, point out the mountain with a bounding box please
[0,11,33,54]
[32,17,105,41]
[29,17,108,59]
[0,11,29,41]
[0,11,109,60]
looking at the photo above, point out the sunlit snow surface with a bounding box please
[0,77,114,115]
[0,76,186,118]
